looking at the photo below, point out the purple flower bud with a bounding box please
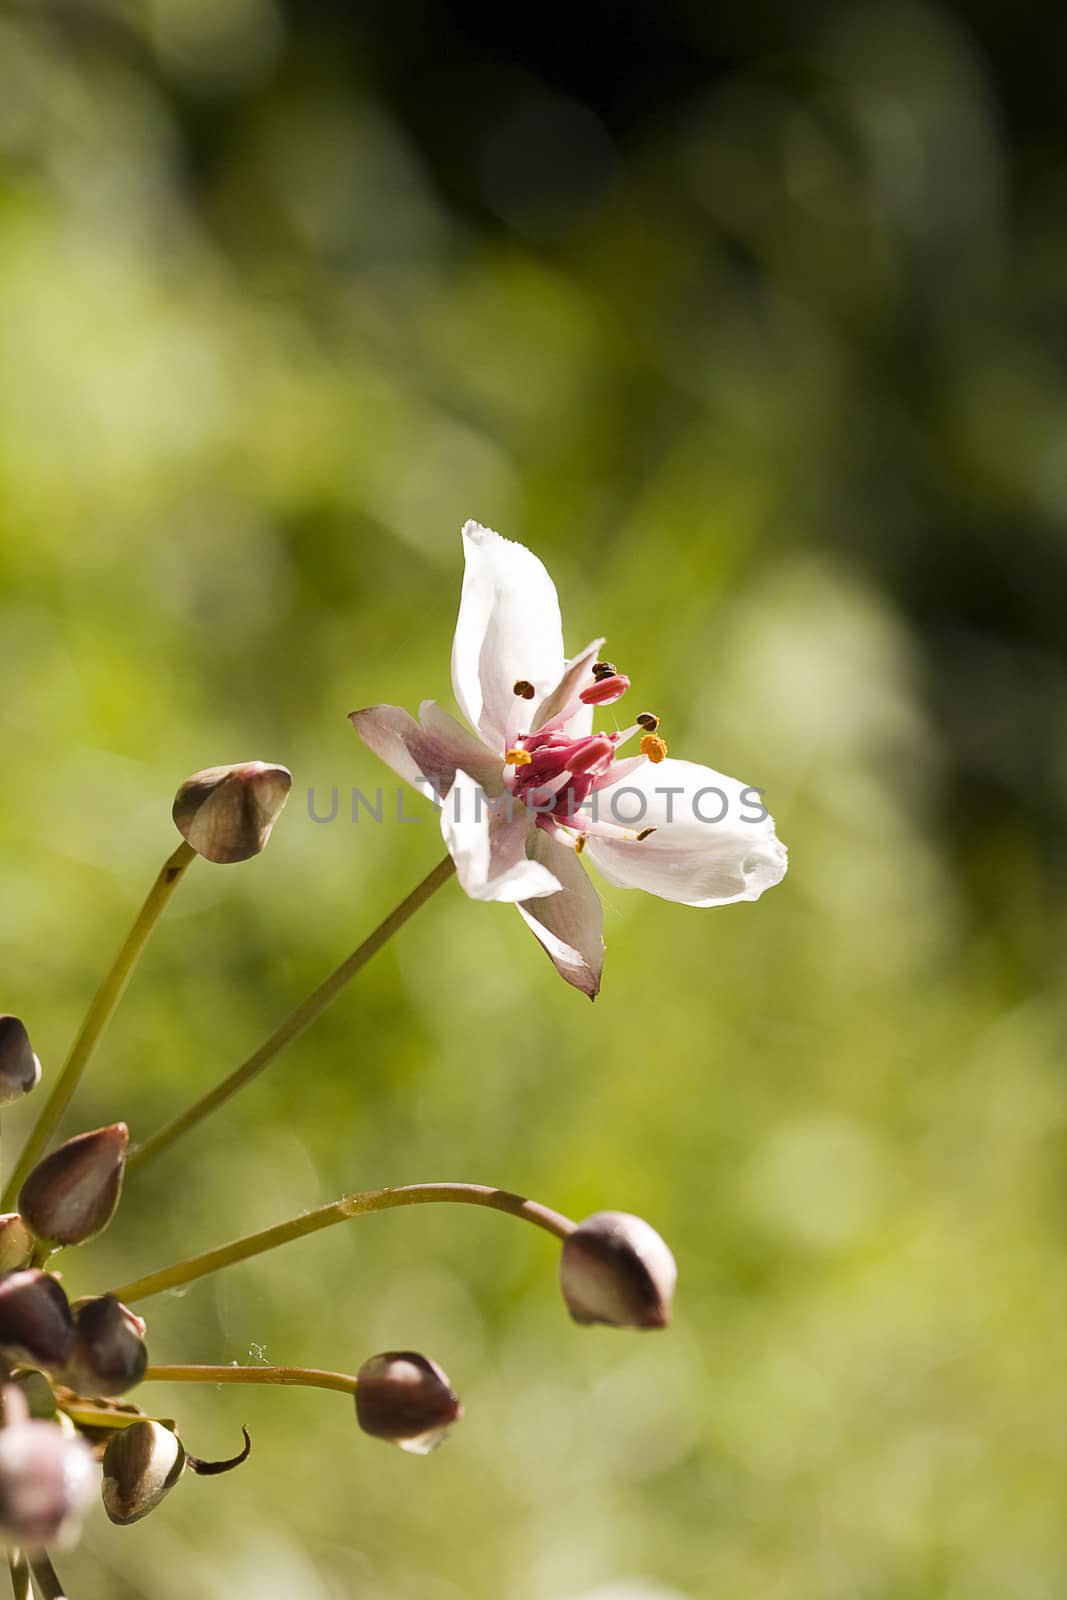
[63,1296,147,1398]
[102,1420,185,1525]
[172,761,292,864]
[0,1418,96,1547]
[354,1352,462,1455]
[0,1016,41,1106]
[19,1123,128,1246]
[0,1214,34,1274]
[559,1211,677,1330]
[0,1271,74,1370]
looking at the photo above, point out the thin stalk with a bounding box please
[128,853,457,1173]
[7,1551,29,1600]
[109,1181,575,1302]
[2,841,196,1208]
[143,1364,358,1396]
[26,1555,64,1600]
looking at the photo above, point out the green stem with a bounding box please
[1,840,196,1209]
[109,1181,575,1302]
[127,853,457,1174]
[7,1552,29,1600]
[143,1364,358,1396]
[26,1554,64,1600]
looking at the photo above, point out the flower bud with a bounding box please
[0,1213,34,1273]
[102,1420,185,1526]
[19,1123,128,1246]
[0,1270,74,1370]
[172,762,292,864]
[63,1296,147,1398]
[559,1211,677,1330]
[0,1016,41,1106]
[0,1418,95,1547]
[354,1352,461,1455]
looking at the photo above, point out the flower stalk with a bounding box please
[109,1182,574,1303]
[127,854,457,1174]
[27,1554,65,1600]
[142,1364,359,1396]
[7,1550,29,1600]
[1,842,196,1210]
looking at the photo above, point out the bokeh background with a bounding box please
[1,1,1065,1595]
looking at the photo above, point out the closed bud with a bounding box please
[0,1213,34,1273]
[102,1420,185,1526]
[63,1296,147,1397]
[354,1351,462,1455]
[0,1016,41,1106]
[560,1211,677,1330]
[0,1270,74,1370]
[19,1122,128,1246]
[0,1416,95,1547]
[173,761,292,864]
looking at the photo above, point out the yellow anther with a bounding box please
[505,748,533,767]
[575,832,589,854]
[640,733,668,764]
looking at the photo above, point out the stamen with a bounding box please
[592,661,617,681]
[505,748,533,766]
[575,833,589,854]
[639,734,668,764]
[636,713,660,731]
[636,827,656,841]
[513,680,536,699]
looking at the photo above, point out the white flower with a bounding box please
[351,522,786,997]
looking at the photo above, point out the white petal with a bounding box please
[350,703,502,799]
[532,638,604,735]
[584,758,787,907]
[517,830,605,998]
[441,769,561,903]
[450,521,566,751]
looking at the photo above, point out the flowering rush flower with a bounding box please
[351,522,786,997]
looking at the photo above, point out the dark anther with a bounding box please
[636,713,659,731]
[592,661,616,681]
[513,679,536,699]
[636,828,657,841]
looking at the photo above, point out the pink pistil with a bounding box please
[579,673,630,707]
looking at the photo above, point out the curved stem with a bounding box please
[26,1555,64,1600]
[143,1364,358,1396]
[108,1182,575,1302]
[7,1551,29,1600]
[127,853,456,1173]
[1,841,196,1208]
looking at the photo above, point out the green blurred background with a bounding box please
[1,1,1064,1595]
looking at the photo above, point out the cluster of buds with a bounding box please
[0,755,679,1592]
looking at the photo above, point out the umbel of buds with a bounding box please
[63,1296,147,1397]
[0,1015,41,1105]
[0,1390,96,1547]
[0,1271,74,1371]
[559,1211,677,1330]
[354,1352,462,1455]
[0,1214,34,1274]
[172,761,292,864]
[102,1420,186,1526]
[19,1122,129,1247]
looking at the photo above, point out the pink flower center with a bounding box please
[503,661,666,835]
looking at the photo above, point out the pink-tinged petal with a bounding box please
[532,638,604,735]
[584,758,787,907]
[349,704,501,800]
[517,830,604,998]
[441,769,561,903]
[450,521,566,751]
